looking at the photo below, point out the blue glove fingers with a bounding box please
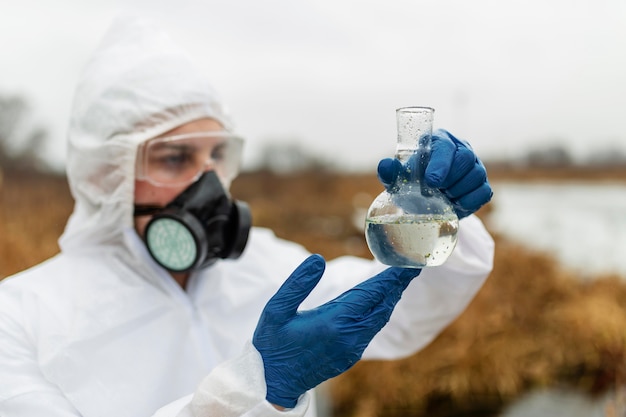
[262,254,326,321]
[424,130,457,187]
[452,182,494,218]
[363,267,419,322]
[352,267,418,297]
[377,158,402,190]
[325,268,420,361]
[427,146,476,191]
[336,267,419,317]
[443,158,488,199]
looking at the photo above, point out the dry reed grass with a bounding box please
[2,167,626,416]
[0,170,72,277]
[331,236,626,416]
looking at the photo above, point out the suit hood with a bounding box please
[59,16,233,253]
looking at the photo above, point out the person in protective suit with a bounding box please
[0,16,494,417]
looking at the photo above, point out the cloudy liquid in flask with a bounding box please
[365,213,459,267]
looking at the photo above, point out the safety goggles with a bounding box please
[135,131,244,187]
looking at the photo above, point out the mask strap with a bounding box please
[133,205,164,217]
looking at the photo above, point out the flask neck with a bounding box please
[395,107,434,180]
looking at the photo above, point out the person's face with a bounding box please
[133,118,229,237]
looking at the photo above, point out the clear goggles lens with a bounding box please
[136,132,244,187]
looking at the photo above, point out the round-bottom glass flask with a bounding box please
[365,107,459,268]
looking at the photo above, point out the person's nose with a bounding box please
[200,154,218,173]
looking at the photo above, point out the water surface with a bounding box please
[489,181,626,279]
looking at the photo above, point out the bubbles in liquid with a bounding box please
[365,213,459,268]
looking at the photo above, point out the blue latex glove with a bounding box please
[377,129,493,219]
[253,254,420,408]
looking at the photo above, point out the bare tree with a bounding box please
[0,94,48,172]
[525,143,573,167]
[256,141,334,173]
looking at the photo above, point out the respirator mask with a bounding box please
[134,131,251,272]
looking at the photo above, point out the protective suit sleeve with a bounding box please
[153,342,311,417]
[0,289,309,417]
[0,304,82,416]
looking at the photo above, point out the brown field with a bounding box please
[2,166,626,416]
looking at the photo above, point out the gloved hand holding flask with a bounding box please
[377,128,493,220]
[253,254,420,409]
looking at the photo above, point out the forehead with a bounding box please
[147,134,229,154]
[147,118,224,144]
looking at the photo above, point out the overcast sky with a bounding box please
[1,0,625,172]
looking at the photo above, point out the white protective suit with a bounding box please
[0,16,494,417]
